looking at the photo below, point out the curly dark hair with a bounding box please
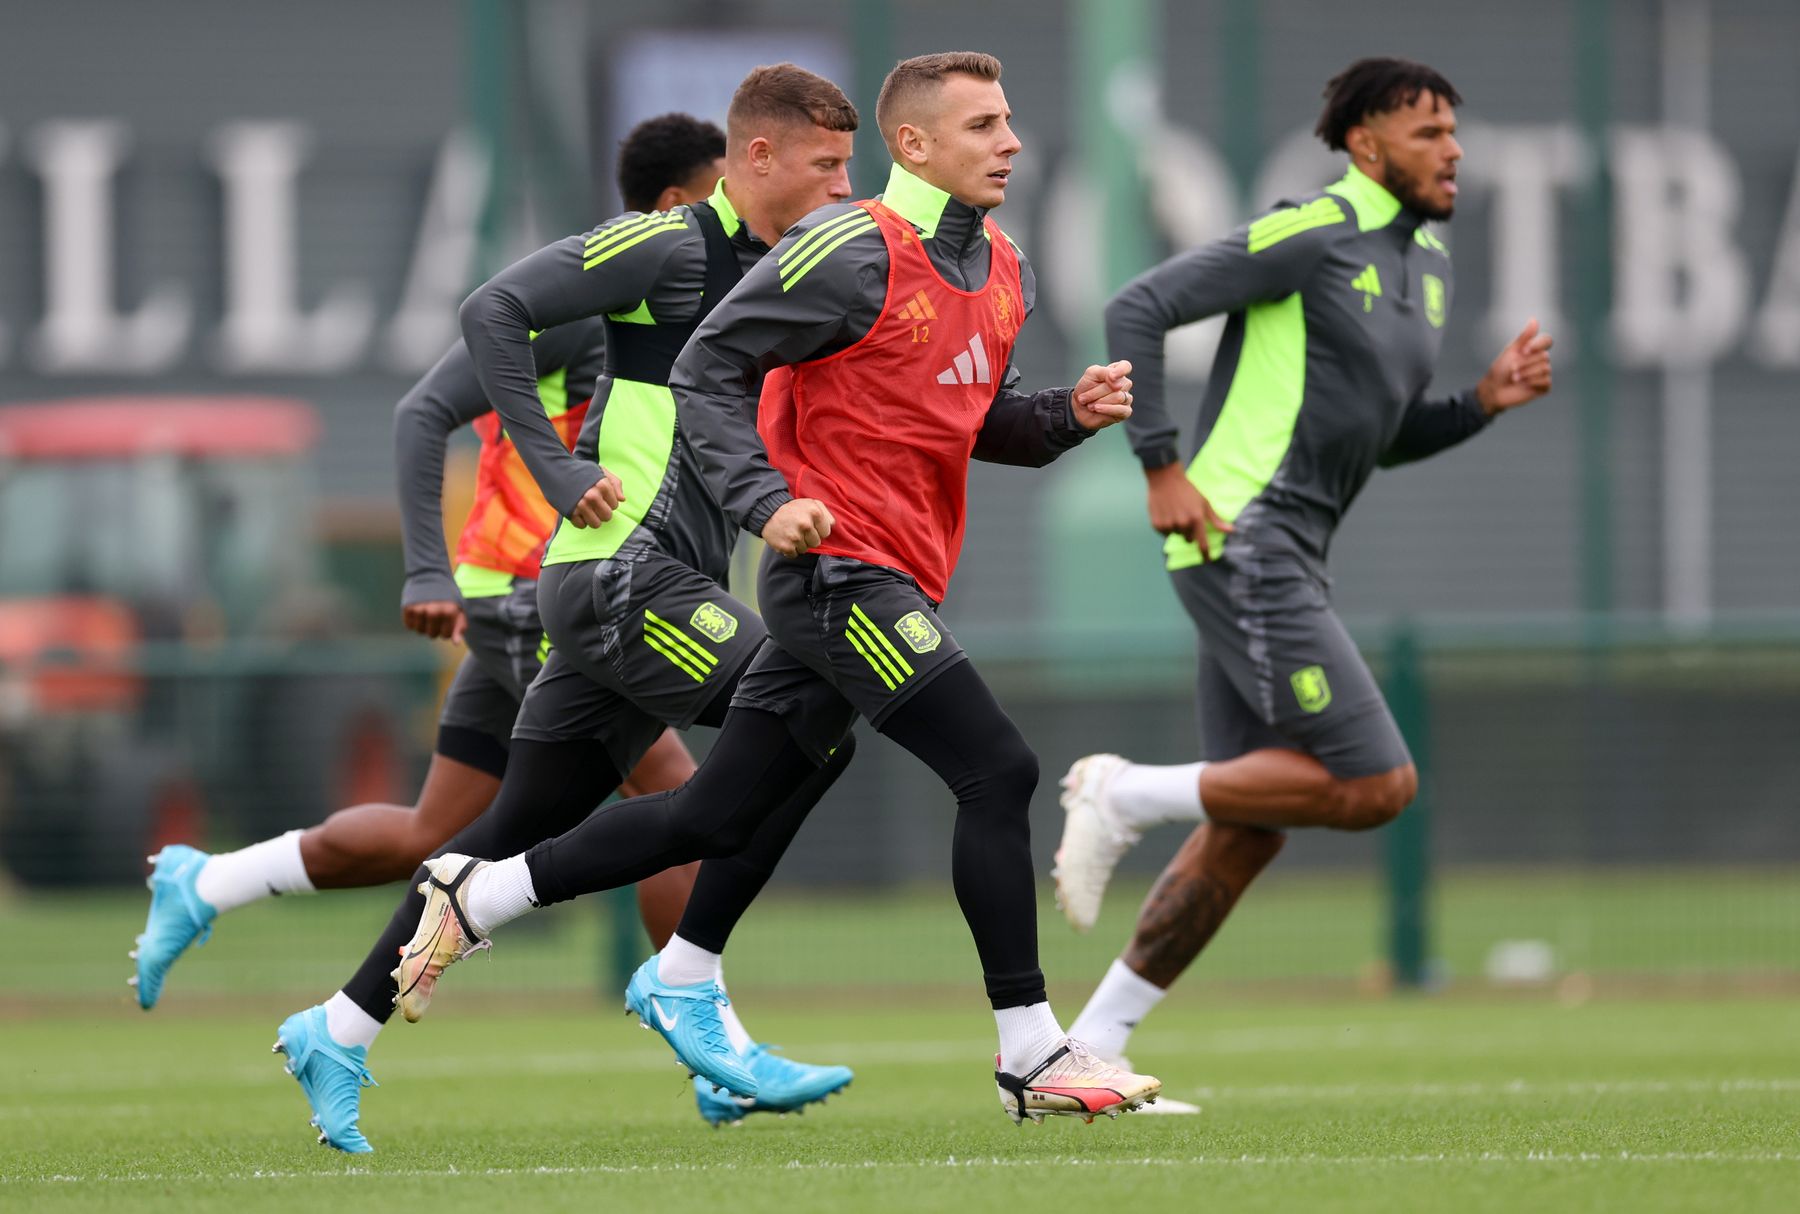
[1314,58,1462,151]
[617,113,726,213]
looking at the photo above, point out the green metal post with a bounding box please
[851,0,894,197]
[1573,0,1617,875]
[1383,622,1432,990]
[1575,0,1615,623]
[1218,0,1262,209]
[465,0,517,282]
[518,1,591,241]
[1072,0,1158,368]
[607,882,642,995]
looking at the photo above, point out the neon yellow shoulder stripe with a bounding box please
[779,217,878,292]
[779,208,872,270]
[583,215,687,270]
[584,212,666,254]
[1246,198,1346,254]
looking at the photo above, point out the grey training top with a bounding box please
[458,180,765,583]
[1107,165,1490,575]
[670,161,1095,541]
[394,320,605,607]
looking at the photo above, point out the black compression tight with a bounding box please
[526,661,1046,1009]
[877,662,1046,1009]
[673,731,857,953]
[339,695,850,1022]
[525,708,833,905]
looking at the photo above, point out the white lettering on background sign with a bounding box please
[1750,142,1800,367]
[209,122,373,373]
[1460,122,1584,352]
[1609,126,1749,368]
[1,118,1799,375]
[384,129,491,372]
[26,120,191,374]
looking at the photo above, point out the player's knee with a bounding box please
[657,786,748,859]
[986,734,1040,805]
[1337,765,1416,830]
[694,815,759,859]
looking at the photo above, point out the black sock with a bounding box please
[339,739,622,1022]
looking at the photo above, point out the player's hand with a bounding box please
[1145,462,1233,558]
[568,470,625,528]
[762,498,834,558]
[1476,318,1554,415]
[1070,360,1133,430]
[402,600,467,644]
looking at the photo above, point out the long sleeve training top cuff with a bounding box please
[401,572,463,607]
[745,488,795,537]
[1137,443,1182,471]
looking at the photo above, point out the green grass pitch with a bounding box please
[3,875,1796,1211]
[5,996,1798,1212]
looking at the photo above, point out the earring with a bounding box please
[1367,154,1377,162]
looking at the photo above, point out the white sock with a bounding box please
[716,977,755,1055]
[1068,958,1168,1061]
[461,855,538,936]
[1109,761,1207,833]
[995,1002,1065,1074]
[194,830,315,913]
[323,990,383,1050]
[656,934,722,987]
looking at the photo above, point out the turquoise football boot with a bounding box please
[131,845,217,1010]
[273,1005,377,1153]
[623,955,756,1098]
[693,1044,854,1125]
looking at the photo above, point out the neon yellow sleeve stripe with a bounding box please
[780,219,878,291]
[1246,199,1345,254]
[583,220,687,270]
[584,214,686,260]
[779,208,871,269]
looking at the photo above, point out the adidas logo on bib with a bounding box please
[936,333,991,386]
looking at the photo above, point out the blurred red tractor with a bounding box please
[0,397,423,886]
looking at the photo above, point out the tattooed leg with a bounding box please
[1123,821,1286,988]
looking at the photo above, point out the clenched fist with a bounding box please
[762,498,835,557]
[568,470,625,528]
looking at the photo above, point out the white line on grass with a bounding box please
[1177,1077,1800,1101]
[13,1151,1800,1185]
[19,1031,1800,1104]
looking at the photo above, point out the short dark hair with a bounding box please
[726,63,858,147]
[1314,58,1462,152]
[616,113,726,213]
[876,51,1003,144]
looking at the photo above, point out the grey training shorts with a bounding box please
[511,550,766,775]
[728,550,968,764]
[1172,555,1412,779]
[437,575,543,745]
